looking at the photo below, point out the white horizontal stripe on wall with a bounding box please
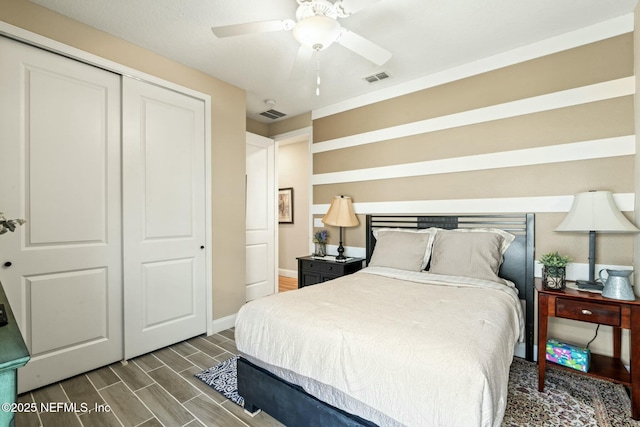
[312,77,635,154]
[312,14,634,120]
[312,193,636,215]
[312,136,635,186]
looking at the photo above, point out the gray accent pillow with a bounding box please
[369,229,436,271]
[428,229,514,282]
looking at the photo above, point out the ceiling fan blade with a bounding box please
[336,29,392,66]
[290,46,314,81]
[334,0,382,16]
[211,19,295,38]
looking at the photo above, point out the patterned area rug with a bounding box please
[504,358,639,426]
[195,356,244,406]
[196,356,640,426]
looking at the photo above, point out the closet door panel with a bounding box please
[0,37,123,393]
[28,269,108,354]
[143,259,195,325]
[28,69,108,244]
[144,100,195,238]
[123,77,207,359]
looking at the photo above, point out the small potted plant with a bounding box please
[539,251,572,290]
[313,230,329,257]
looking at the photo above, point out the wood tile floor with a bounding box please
[278,276,297,293]
[16,329,284,427]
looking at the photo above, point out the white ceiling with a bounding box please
[29,0,638,123]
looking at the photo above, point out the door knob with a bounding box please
[3,261,12,268]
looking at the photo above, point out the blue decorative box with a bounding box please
[546,339,590,372]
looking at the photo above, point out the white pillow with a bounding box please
[428,228,516,282]
[369,228,437,271]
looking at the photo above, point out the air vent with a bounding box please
[259,109,287,120]
[363,71,390,84]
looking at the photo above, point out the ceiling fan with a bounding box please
[211,0,392,77]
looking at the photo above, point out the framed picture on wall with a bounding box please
[278,188,294,224]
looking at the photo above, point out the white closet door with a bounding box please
[0,37,123,392]
[122,78,207,359]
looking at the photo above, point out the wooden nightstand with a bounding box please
[536,280,640,420]
[297,256,364,288]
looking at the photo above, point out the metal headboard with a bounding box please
[365,213,535,361]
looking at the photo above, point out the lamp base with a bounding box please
[576,280,603,291]
[336,240,346,261]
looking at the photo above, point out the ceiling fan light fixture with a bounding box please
[292,15,341,50]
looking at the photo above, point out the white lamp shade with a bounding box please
[322,195,359,227]
[556,191,639,233]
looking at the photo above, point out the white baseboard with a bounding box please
[210,313,236,334]
[278,268,297,278]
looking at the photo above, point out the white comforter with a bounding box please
[235,267,524,427]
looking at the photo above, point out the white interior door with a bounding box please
[246,132,276,301]
[122,77,207,359]
[0,37,123,392]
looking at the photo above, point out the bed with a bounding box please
[236,213,535,427]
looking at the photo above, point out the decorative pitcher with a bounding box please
[599,269,635,301]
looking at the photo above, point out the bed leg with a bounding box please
[243,402,262,417]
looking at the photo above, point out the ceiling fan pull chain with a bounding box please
[316,50,321,96]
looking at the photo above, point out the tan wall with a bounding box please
[247,113,312,138]
[273,113,313,277]
[313,33,634,262]
[248,112,313,275]
[278,141,310,273]
[0,0,247,320]
[269,112,312,137]
[247,118,269,137]
[312,32,636,360]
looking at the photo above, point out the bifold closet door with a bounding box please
[122,78,207,360]
[0,37,123,393]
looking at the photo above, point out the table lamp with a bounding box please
[555,190,639,290]
[322,195,359,261]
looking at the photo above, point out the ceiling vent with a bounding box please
[259,109,287,120]
[363,71,390,84]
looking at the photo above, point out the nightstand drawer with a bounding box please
[299,259,320,272]
[320,263,341,275]
[556,298,621,326]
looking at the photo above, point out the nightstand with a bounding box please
[296,256,364,288]
[536,280,640,420]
